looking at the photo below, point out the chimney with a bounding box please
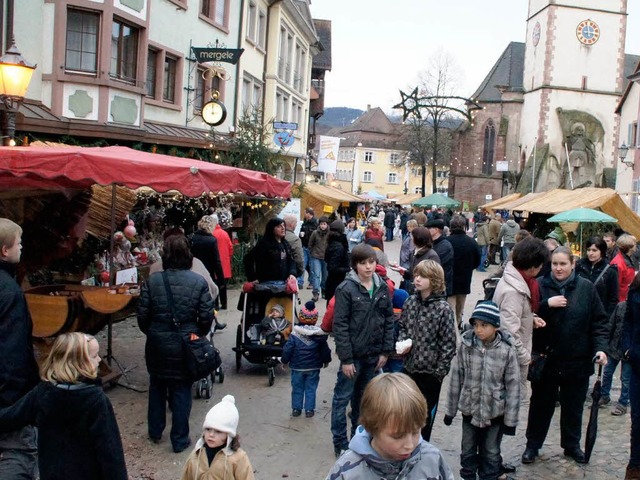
[367,104,371,111]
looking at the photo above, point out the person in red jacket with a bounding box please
[210,214,234,310]
[611,234,637,302]
[364,218,385,251]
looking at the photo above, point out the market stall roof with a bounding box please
[493,192,545,211]
[507,188,640,238]
[0,145,291,199]
[361,190,387,201]
[298,183,364,216]
[391,193,422,205]
[412,193,460,208]
[480,193,522,210]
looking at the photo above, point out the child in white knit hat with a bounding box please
[180,395,254,480]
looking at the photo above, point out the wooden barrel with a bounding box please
[26,285,136,338]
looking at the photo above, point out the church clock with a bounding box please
[576,19,600,45]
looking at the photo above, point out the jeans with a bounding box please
[502,244,514,263]
[298,248,311,287]
[630,365,640,467]
[0,426,38,480]
[460,417,502,480]
[383,358,404,373]
[309,257,327,294]
[478,246,488,271]
[291,369,320,412]
[148,376,193,451]
[331,358,378,450]
[385,226,394,241]
[601,358,631,406]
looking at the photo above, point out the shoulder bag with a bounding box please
[161,272,221,381]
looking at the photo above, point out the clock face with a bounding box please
[576,20,600,45]
[201,100,227,126]
[532,21,541,47]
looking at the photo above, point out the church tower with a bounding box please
[518,0,628,191]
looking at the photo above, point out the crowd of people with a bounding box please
[0,201,639,479]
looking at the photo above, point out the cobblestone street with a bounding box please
[103,233,632,479]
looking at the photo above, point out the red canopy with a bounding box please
[0,145,291,198]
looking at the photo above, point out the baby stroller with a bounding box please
[233,288,296,386]
[482,276,502,301]
[193,321,225,400]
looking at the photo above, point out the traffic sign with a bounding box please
[274,131,295,147]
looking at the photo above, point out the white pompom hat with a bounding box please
[194,394,239,452]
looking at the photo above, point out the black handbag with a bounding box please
[527,349,550,383]
[161,272,221,381]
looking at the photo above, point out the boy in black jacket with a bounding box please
[330,244,395,458]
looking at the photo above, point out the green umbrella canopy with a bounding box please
[546,208,617,223]
[412,193,460,208]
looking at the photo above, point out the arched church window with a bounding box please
[482,120,496,175]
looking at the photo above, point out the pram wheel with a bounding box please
[215,366,224,384]
[235,325,242,371]
[268,367,275,386]
[195,377,212,399]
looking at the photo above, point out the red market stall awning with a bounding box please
[0,145,291,198]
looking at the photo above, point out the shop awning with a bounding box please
[298,183,364,215]
[492,192,545,211]
[0,145,291,199]
[391,193,422,205]
[500,188,640,238]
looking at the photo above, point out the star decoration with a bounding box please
[393,87,422,121]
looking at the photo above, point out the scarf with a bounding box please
[517,269,540,313]
[550,270,575,296]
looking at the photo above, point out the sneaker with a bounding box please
[612,402,628,416]
[305,410,314,418]
[312,292,319,302]
[292,409,302,417]
[306,284,313,289]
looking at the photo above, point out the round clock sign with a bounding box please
[532,21,541,46]
[576,19,600,45]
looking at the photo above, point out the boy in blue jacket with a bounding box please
[282,301,331,418]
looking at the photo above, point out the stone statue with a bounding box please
[566,122,596,188]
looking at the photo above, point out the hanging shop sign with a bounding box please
[191,47,245,64]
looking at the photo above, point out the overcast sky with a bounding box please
[309,0,640,111]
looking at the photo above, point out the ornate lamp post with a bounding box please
[0,37,36,146]
[619,143,632,167]
[394,87,481,196]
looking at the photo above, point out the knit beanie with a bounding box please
[195,394,239,451]
[469,301,500,328]
[392,289,409,310]
[299,301,318,325]
[329,220,345,234]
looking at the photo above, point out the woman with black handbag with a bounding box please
[138,234,214,453]
[521,246,609,465]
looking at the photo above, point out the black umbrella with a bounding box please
[584,362,604,463]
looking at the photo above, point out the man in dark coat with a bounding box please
[298,207,318,288]
[426,218,454,296]
[0,218,39,479]
[383,207,396,242]
[446,215,481,328]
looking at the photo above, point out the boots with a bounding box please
[626,466,640,480]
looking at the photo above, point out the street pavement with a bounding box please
[104,232,632,479]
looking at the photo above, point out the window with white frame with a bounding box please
[291,99,302,125]
[278,25,294,82]
[200,0,228,29]
[241,73,263,114]
[339,150,355,162]
[246,2,266,48]
[629,122,639,147]
[363,171,373,183]
[146,45,183,105]
[414,186,423,194]
[293,43,306,92]
[411,167,421,177]
[364,151,374,163]
[389,153,400,164]
[387,172,399,184]
[436,187,449,194]
[436,170,449,178]
[276,89,289,121]
[336,169,352,181]
[65,8,99,74]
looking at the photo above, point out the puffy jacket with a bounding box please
[498,219,520,245]
[245,237,296,282]
[399,233,415,269]
[575,257,618,315]
[611,251,635,302]
[0,380,128,480]
[333,271,395,364]
[447,228,481,295]
[326,427,454,480]
[282,325,332,370]
[493,262,534,366]
[345,227,364,253]
[445,329,520,428]
[488,219,502,245]
[476,221,489,247]
[180,446,254,480]
[138,269,214,380]
[0,261,39,407]
[190,229,225,285]
[535,273,609,377]
[398,294,457,381]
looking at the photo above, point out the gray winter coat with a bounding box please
[445,329,520,428]
[326,426,454,480]
[498,219,520,245]
[333,271,394,364]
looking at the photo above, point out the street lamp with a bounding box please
[0,37,36,146]
[619,143,632,167]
